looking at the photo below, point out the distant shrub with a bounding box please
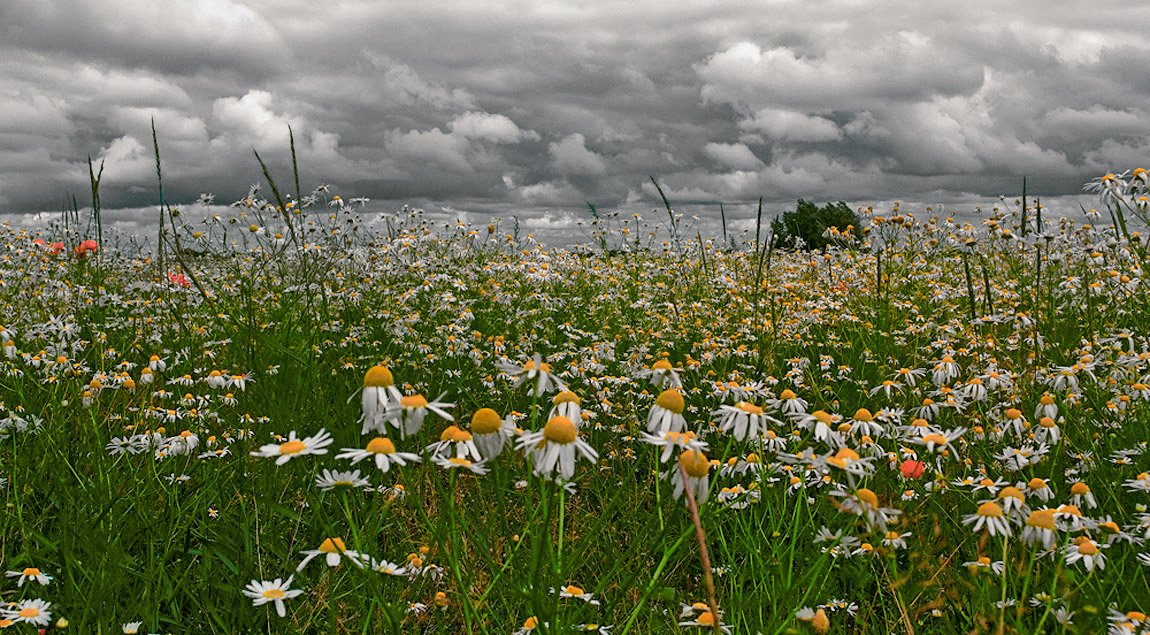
[771,200,863,250]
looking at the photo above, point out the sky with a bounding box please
[1,0,1148,246]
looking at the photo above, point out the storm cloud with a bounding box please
[1,0,1146,244]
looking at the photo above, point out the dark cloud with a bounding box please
[1,0,1147,244]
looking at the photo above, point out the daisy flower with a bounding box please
[242,575,304,617]
[647,389,687,433]
[4,598,52,626]
[516,415,598,481]
[296,538,367,572]
[431,455,490,475]
[670,449,712,505]
[499,353,566,396]
[637,358,683,389]
[767,389,808,416]
[548,390,583,424]
[336,437,421,472]
[250,429,333,465]
[1069,482,1097,509]
[359,365,403,435]
[711,401,777,441]
[315,469,371,492]
[640,430,709,463]
[383,393,454,439]
[1064,537,1106,571]
[5,567,52,586]
[368,558,408,576]
[963,556,1005,575]
[795,607,831,634]
[829,488,901,532]
[468,408,517,460]
[678,610,731,633]
[962,501,1012,537]
[122,621,143,634]
[554,584,601,605]
[424,425,482,462]
[1021,509,1058,549]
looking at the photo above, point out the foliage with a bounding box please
[772,199,864,250]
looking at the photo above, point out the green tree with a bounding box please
[771,199,863,250]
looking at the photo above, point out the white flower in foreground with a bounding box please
[383,393,454,439]
[468,408,518,460]
[336,436,421,472]
[315,469,371,492]
[250,429,333,465]
[359,365,403,435]
[516,416,598,481]
[4,598,52,626]
[5,567,52,586]
[296,538,367,572]
[499,352,566,396]
[670,450,712,505]
[242,575,304,617]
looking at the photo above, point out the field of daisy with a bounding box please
[2,162,1150,635]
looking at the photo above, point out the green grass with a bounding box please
[0,170,1149,635]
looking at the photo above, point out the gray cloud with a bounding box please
[1,0,1148,244]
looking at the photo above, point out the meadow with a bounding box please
[1,163,1149,635]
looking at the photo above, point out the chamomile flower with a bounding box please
[963,556,1005,575]
[1070,482,1097,509]
[499,352,566,396]
[425,425,482,462]
[648,389,687,433]
[712,401,778,441]
[678,608,730,633]
[516,416,598,480]
[250,429,333,465]
[468,408,517,459]
[383,393,454,439]
[1064,537,1106,571]
[637,358,683,389]
[431,455,490,474]
[830,488,901,532]
[242,575,304,617]
[359,365,403,435]
[548,390,583,423]
[122,621,143,633]
[5,598,52,626]
[315,469,371,492]
[963,501,1012,537]
[368,558,409,576]
[5,567,51,586]
[296,538,367,571]
[670,449,711,505]
[554,584,600,605]
[639,429,709,463]
[336,437,421,472]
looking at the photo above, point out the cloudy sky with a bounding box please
[2,0,1147,244]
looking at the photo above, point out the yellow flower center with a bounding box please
[921,433,947,445]
[1027,478,1046,491]
[977,501,1003,517]
[856,488,879,509]
[319,538,346,553]
[679,450,710,478]
[363,365,394,387]
[1076,541,1098,556]
[1026,509,1055,530]
[553,390,581,405]
[853,408,874,422]
[1004,408,1022,420]
[828,448,860,469]
[365,437,396,454]
[564,585,584,595]
[811,410,833,425]
[737,401,763,415]
[1040,395,1055,405]
[21,568,40,576]
[19,608,38,618]
[263,589,285,599]
[524,360,551,373]
[279,440,306,455]
[1070,482,1090,495]
[779,389,797,400]
[543,416,578,444]
[999,487,1025,502]
[471,408,502,434]
[652,359,673,371]
[697,611,716,626]
[401,394,428,409]
[655,389,685,413]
